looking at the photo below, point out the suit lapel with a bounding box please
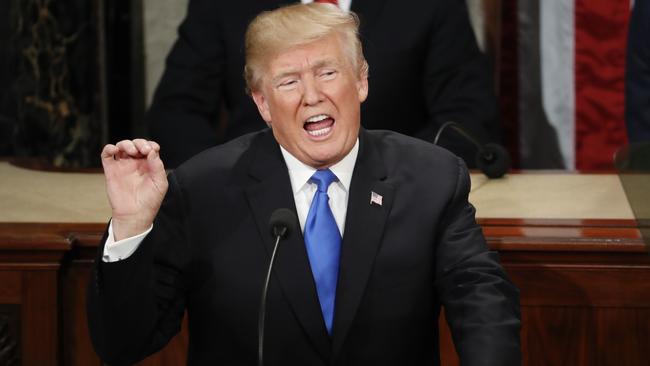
[331,129,395,358]
[244,132,331,360]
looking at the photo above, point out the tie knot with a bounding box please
[310,169,338,193]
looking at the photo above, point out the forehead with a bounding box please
[266,34,349,75]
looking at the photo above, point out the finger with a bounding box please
[116,150,131,161]
[101,144,118,161]
[147,148,168,191]
[146,147,165,172]
[148,140,161,152]
[115,140,142,157]
[133,138,153,155]
[101,145,121,171]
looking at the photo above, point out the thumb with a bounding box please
[147,148,168,193]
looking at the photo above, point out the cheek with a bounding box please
[269,112,300,139]
[342,80,362,99]
[271,95,301,116]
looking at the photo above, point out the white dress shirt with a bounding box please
[279,139,358,235]
[102,139,359,262]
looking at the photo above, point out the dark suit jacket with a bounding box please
[148,0,500,168]
[626,0,650,143]
[87,129,520,365]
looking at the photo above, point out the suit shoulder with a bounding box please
[364,130,469,198]
[366,129,462,169]
[172,129,268,184]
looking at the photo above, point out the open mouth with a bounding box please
[304,114,335,137]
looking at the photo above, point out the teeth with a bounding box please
[306,114,330,123]
[307,126,332,136]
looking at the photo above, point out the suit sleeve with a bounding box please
[418,0,501,164]
[625,0,650,143]
[87,172,190,365]
[434,157,521,366]
[147,0,225,168]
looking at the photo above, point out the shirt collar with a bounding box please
[279,139,359,194]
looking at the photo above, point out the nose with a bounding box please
[302,76,323,106]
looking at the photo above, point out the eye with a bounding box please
[320,70,337,80]
[277,79,298,90]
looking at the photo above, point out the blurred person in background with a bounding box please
[147,0,501,168]
[626,0,650,143]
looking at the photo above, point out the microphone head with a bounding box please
[476,143,511,179]
[268,208,298,238]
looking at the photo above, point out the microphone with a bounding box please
[433,121,511,179]
[258,208,298,366]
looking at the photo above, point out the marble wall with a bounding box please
[2,0,104,168]
[0,307,20,365]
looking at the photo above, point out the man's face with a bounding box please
[251,33,368,169]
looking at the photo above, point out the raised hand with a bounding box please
[101,139,168,241]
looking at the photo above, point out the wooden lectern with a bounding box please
[0,162,648,365]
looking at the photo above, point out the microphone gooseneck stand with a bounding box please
[258,230,284,366]
[258,208,297,366]
[433,121,511,179]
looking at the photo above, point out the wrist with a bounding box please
[111,216,154,241]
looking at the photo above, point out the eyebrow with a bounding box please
[271,58,341,85]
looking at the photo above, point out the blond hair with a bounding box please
[244,3,368,94]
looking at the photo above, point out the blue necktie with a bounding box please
[304,169,341,335]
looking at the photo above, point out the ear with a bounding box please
[251,90,272,125]
[356,72,369,103]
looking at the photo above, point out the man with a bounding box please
[626,0,650,142]
[88,4,520,365]
[148,0,500,168]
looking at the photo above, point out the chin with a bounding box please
[312,153,343,168]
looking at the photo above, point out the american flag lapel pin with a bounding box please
[370,191,383,206]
